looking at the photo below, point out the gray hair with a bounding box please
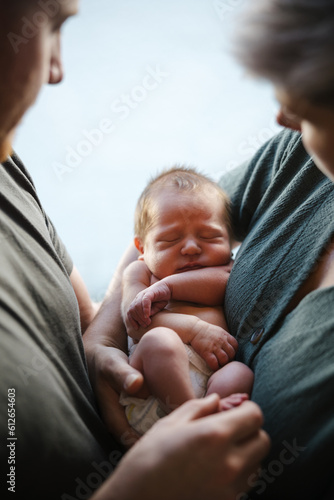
[233,0,334,105]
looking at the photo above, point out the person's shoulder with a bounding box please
[254,129,309,179]
[271,129,314,179]
[1,151,37,192]
[274,128,305,157]
[272,128,301,146]
[2,151,30,175]
[257,129,304,164]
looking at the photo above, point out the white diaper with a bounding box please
[120,344,213,435]
[185,344,213,398]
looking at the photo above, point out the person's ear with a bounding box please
[48,33,64,85]
[134,236,144,255]
[276,107,301,132]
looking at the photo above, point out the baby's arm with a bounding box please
[128,264,232,329]
[163,264,232,304]
[122,261,190,341]
[121,260,155,333]
[123,261,237,370]
[122,260,175,337]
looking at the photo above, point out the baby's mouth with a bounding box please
[177,263,203,273]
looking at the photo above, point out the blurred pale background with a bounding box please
[14,0,280,299]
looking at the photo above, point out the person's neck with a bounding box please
[0,133,14,162]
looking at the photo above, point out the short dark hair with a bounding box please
[233,0,334,105]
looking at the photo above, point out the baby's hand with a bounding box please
[126,280,171,330]
[191,320,238,371]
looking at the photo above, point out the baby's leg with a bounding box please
[129,327,195,413]
[206,361,254,409]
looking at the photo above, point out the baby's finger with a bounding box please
[142,297,152,319]
[127,313,139,330]
[129,303,149,327]
[226,333,238,352]
[201,351,219,371]
[220,340,237,361]
[150,300,169,316]
[215,348,229,367]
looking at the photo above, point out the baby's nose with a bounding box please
[181,238,201,255]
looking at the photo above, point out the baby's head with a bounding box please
[134,166,232,279]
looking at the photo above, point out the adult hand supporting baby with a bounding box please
[84,243,144,447]
[92,395,270,500]
[84,339,143,448]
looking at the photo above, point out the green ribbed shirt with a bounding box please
[221,129,334,499]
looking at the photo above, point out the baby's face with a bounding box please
[137,187,231,279]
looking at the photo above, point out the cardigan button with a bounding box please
[250,328,264,345]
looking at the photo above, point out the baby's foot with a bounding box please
[219,393,249,411]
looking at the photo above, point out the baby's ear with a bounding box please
[134,236,144,255]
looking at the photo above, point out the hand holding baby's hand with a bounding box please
[127,280,171,330]
[191,320,238,371]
